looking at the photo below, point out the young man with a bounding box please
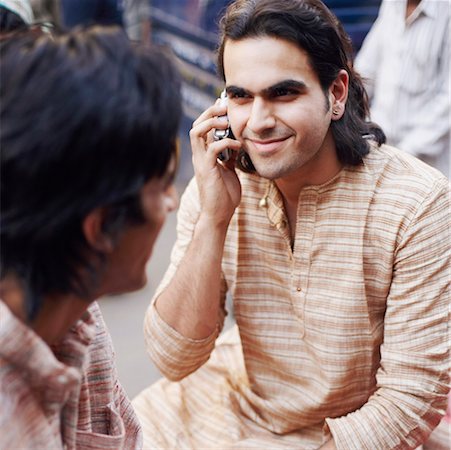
[133,0,450,448]
[0,26,181,449]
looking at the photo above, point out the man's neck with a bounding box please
[406,0,422,19]
[0,276,92,345]
[32,294,92,344]
[273,134,343,245]
[274,133,342,204]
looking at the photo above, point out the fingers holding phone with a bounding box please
[214,90,233,162]
[189,90,242,225]
[190,90,241,166]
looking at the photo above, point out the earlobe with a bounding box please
[330,69,349,120]
[82,208,114,253]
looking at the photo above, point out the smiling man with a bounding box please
[0,25,181,449]
[133,1,450,449]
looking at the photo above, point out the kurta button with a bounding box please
[296,287,302,292]
[259,197,268,208]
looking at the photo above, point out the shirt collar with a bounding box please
[0,300,96,393]
[407,0,439,23]
[259,181,286,228]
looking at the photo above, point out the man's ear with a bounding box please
[329,69,349,121]
[82,208,114,253]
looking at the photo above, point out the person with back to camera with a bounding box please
[132,0,450,449]
[0,24,181,449]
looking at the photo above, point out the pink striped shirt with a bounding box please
[0,300,142,449]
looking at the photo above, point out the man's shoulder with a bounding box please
[363,143,449,195]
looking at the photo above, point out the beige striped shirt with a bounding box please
[137,144,450,449]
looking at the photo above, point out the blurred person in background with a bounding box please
[29,0,60,24]
[0,25,181,449]
[124,0,152,43]
[133,0,450,449]
[355,0,450,177]
[60,0,124,28]
[0,0,33,31]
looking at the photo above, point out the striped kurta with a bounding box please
[134,144,450,449]
[0,300,142,450]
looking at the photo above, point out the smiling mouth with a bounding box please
[249,137,290,154]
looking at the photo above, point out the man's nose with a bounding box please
[246,97,276,134]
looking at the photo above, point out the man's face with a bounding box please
[103,158,178,294]
[224,37,340,184]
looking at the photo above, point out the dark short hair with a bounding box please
[216,0,385,173]
[1,26,182,319]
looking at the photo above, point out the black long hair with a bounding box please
[0,26,182,319]
[216,0,385,172]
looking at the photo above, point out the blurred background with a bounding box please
[29,0,382,399]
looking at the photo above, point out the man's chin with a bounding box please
[250,159,281,180]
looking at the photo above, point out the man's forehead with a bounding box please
[223,37,314,83]
[223,36,310,61]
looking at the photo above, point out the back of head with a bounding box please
[217,0,385,170]
[0,26,182,318]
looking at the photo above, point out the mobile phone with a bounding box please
[214,89,233,162]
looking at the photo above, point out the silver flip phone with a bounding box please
[214,89,233,162]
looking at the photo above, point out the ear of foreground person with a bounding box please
[0,24,181,449]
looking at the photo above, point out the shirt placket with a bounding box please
[262,183,293,257]
[291,188,319,338]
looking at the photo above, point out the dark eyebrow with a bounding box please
[226,80,307,98]
[263,80,307,96]
[225,85,250,97]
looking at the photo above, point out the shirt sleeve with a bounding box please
[143,178,228,381]
[326,177,450,449]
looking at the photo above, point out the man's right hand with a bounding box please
[152,101,242,343]
[189,101,243,229]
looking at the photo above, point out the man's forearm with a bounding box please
[154,215,228,340]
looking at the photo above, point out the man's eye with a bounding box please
[273,87,295,97]
[229,91,249,99]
